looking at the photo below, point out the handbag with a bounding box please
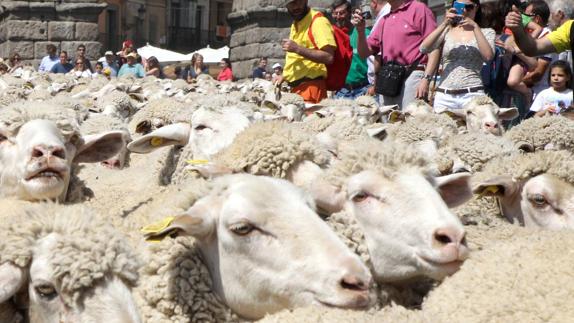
[376,59,421,97]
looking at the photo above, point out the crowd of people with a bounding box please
[262,0,573,122]
[0,39,235,83]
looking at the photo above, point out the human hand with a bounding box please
[367,85,376,96]
[351,10,366,33]
[281,39,300,54]
[459,16,479,30]
[415,79,429,100]
[505,6,523,33]
[443,8,458,26]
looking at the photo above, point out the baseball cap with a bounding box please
[105,51,114,56]
[272,63,282,69]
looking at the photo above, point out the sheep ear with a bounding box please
[473,175,517,197]
[388,110,405,123]
[514,141,535,153]
[0,263,25,303]
[127,123,191,153]
[497,108,519,120]
[74,131,126,163]
[439,109,467,126]
[184,161,233,179]
[366,124,389,140]
[436,173,473,208]
[142,200,216,241]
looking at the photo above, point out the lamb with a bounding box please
[130,174,373,321]
[0,101,126,202]
[471,150,574,229]
[436,95,518,135]
[504,115,574,152]
[0,203,141,322]
[80,114,132,169]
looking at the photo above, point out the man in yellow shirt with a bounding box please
[280,0,336,103]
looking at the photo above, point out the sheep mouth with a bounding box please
[315,294,371,310]
[417,255,464,274]
[26,168,65,181]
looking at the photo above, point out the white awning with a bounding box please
[136,44,189,63]
[185,45,229,64]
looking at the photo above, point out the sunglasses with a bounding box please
[522,12,537,17]
[76,62,84,65]
[455,2,476,11]
[13,57,20,61]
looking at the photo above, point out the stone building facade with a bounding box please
[0,0,106,65]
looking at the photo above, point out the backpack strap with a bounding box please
[307,11,323,50]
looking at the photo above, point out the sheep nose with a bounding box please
[102,159,121,169]
[340,273,369,292]
[484,122,498,129]
[31,145,66,160]
[433,227,466,247]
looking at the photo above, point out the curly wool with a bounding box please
[435,132,517,174]
[211,121,331,179]
[96,91,134,113]
[0,101,81,140]
[128,98,189,133]
[326,139,431,187]
[0,203,141,308]
[384,113,459,144]
[505,115,574,152]
[421,228,574,322]
[278,92,306,106]
[80,114,128,135]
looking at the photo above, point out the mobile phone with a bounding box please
[453,1,465,15]
[361,5,372,20]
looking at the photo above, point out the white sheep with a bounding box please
[0,202,141,322]
[128,98,191,135]
[130,174,373,321]
[505,115,574,152]
[80,114,132,169]
[0,101,126,202]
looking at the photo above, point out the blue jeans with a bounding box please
[335,85,369,99]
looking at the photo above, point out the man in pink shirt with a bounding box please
[353,0,440,108]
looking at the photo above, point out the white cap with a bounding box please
[272,63,282,69]
[104,51,114,56]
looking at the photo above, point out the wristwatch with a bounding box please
[423,74,433,82]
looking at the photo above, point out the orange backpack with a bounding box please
[308,12,353,91]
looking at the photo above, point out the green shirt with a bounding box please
[345,27,371,86]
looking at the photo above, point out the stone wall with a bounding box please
[228,0,332,79]
[0,1,106,65]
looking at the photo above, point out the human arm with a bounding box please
[416,49,440,99]
[505,9,557,56]
[522,58,550,86]
[526,20,543,39]
[420,9,455,54]
[351,10,376,59]
[281,39,335,65]
[146,67,160,77]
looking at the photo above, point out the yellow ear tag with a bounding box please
[150,137,163,147]
[141,216,176,242]
[480,185,499,196]
[390,113,398,123]
[186,159,209,165]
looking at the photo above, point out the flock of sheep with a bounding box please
[1,66,574,323]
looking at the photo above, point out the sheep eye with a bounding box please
[530,194,548,207]
[35,284,58,300]
[194,125,208,131]
[0,134,6,143]
[351,191,370,203]
[229,222,255,236]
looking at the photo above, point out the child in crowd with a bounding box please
[95,62,104,74]
[527,60,573,117]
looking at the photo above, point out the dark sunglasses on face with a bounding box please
[455,2,476,11]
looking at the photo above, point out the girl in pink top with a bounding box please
[217,58,234,81]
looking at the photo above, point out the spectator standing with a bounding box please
[366,0,390,97]
[145,56,164,78]
[118,52,145,78]
[280,0,336,103]
[181,53,209,82]
[505,4,573,103]
[548,0,573,66]
[420,0,495,111]
[7,53,23,74]
[354,0,440,108]
[117,40,134,68]
[528,60,573,117]
[73,44,93,73]
[522,0,555,100]
[50,51,74,74]
[38,44,59,73]
[69,57,93,78]
[217,58,234,81]
[332,0,371,99]
[272,63,283,83]
[252,57,269,79]
[102,51,119,77]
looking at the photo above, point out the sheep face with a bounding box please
[460,99,518,135]
[343,171,471,282]
[156,175,373,319]
[475,174,574,230]
[0,234,141,323]
[0,119,125,201]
